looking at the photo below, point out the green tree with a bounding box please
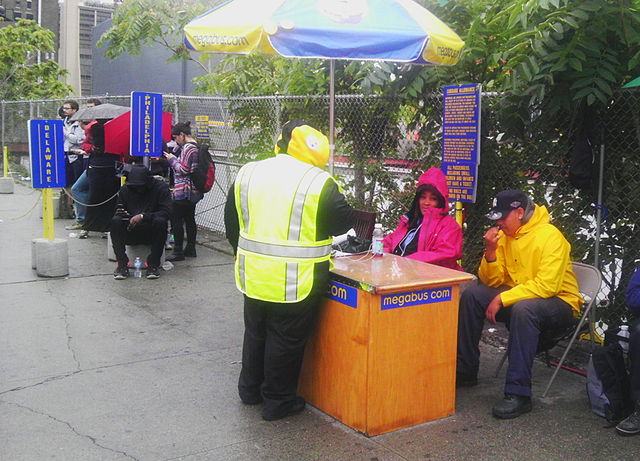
[0,19,72,100]
[96,0,223,72]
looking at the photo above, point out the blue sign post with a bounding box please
[130,91,163,157]
[28,119,66,240]
[29,120,66,189]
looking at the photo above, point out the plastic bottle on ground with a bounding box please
[372,223,384,257]
[133,256,143,279]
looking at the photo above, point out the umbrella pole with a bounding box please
[329,59,335,175]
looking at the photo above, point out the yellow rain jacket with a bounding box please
[478,205,583,314]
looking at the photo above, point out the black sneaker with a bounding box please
[616,408,640,436]
[166,252,185,262]
[492,393,532,419]
[262,397,306,421]
[113,265,129,280]
[146,265,160,279]
[183,247,197,257]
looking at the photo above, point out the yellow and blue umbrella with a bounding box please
[184,0,465,167]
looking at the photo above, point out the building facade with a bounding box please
[0,0,61,61]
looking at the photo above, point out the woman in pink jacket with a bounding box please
[383,167,463,270]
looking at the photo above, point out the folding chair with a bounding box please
[494,262,602,397]
[352,209,377,241]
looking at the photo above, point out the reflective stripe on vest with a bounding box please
[234,155,333,303]
[238,236,332,259]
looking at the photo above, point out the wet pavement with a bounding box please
[1,182,639,460]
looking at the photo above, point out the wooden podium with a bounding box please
[299,253,474,436]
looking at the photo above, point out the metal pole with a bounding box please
[173,94,179,123]
[329,59,335,175]
[591,141,605,343]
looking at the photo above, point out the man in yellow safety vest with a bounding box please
[225,120,354,421]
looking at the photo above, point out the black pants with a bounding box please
[110,214,168,267]
[457,283,574,396]
[171,200,197,253]
[630,317,640,402]
[239,294,320,416]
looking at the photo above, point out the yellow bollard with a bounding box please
[42,188,55,240]
[3,146,8,178]
[455,201,464,228]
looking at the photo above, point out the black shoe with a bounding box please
[146,265,160,279]
[616,408,640,436]
[240,394,263,405]
[183,246,197,257]
[166,252,185,262]
[456,373,478,388]
[113,265,129,280]
[492,393,532,419]
[262,397,306,421]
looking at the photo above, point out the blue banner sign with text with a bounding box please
[130,91,163,156]
[381,287,452,310]
[325,280,358,308]
[28,119,66,189]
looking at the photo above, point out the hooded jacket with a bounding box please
[626,267,640,317]
[478,204,583,314]
[383,167,463,270]
[116,166,172,224]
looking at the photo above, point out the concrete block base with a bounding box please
[33,238,69,277]
[106,232,165,265]
[0,177,14,194]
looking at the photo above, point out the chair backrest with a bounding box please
[352,209,377,241]
[571,262,603,311]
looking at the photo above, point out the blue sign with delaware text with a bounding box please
[28,120,66,188]
[381,287,452,310]
[130,91,163,156]
[325,280,358,308]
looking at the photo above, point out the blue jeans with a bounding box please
[71,170,89,223]
[457,283,574,396]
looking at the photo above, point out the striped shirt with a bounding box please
[168,142,203,202]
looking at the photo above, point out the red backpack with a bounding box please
[191,143,215,193]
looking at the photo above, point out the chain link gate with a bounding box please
[2,91,640,327]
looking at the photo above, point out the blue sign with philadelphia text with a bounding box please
[381,287,452,310]
[130,91,163,156]
[28,120,65,188]
[326,280,358,308]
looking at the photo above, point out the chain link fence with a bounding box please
[2,91,639,327]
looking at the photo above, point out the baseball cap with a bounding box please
[486,190,529,220]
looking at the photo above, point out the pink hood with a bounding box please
[383,167,463,270]
[417,167,450,213]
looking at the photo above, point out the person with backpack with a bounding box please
[163,121,203,261]
[617,266,640,436]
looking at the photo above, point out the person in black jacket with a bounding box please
[111,165,172,280]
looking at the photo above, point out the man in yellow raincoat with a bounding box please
[456,190,583,419]
[224,120,354,421]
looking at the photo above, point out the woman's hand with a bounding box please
[163,151,176,161]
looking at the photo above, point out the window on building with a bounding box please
[13,11,22,19]
[26,13,33,19]
[27,1,33,9]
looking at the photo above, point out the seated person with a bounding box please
[383,167,462,270]
[457,190,583,419]
[617,267,640,436]
[111,165,171,280]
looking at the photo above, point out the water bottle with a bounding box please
[133,256,143,279]
[372,223,384,257]
[617,325,630,354]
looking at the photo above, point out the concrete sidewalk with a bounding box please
[1,182,638,461]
